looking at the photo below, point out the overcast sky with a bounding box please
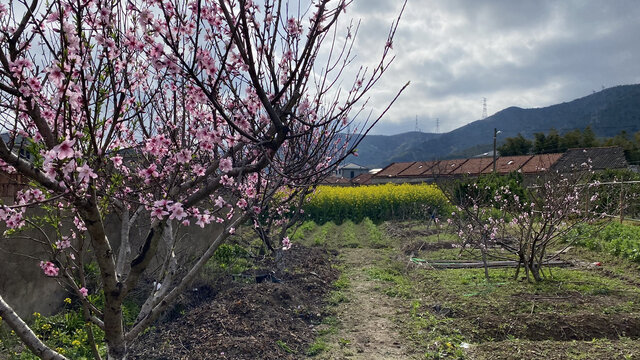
[343,0,640,135]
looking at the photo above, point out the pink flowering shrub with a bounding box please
[444,168,610,282]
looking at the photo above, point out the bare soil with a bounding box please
[130,245,338,359]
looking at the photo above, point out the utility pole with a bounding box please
[493,128,498,173]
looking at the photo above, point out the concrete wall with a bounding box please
[0,207,227,319]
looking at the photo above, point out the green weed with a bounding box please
[306,339,328,356]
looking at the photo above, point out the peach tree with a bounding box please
[0,0,405,358]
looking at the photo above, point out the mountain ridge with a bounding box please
[346,84,640,167]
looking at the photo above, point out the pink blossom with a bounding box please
[74,216,87,231]
[79,287,88,297]
[151,206,169,220]
[195,213,212,228]
[77,164,98,183]
[236,198,248,209]
[39,261,59,277]
[168,202,187,221]
[48,66,64,86]
[56,238,71,249]
[175,149,192,164]
[193,165,206,176]
[111,155,123,167]
[219,157,233,173]
[54,138,76,160]
[286,17,302,36]
[140,164,160,182]
[220,175,234,186]
[282,236,292,251]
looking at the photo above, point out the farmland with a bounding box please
[304,184,452,224]
[3,183,640,359]
[297,219,640,359]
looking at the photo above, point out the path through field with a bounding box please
[318,247,420,359]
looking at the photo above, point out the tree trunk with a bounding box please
[77,200,126,360]
[481,246,490,282]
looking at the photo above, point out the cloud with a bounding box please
[341,0,640,134]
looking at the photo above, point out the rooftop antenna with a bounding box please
[482,98,488,119]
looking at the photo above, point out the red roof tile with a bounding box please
[520,153,563,173]
[374,162,414,178]
[451,158,494,175]
[397,161,438,176]
[480,155,533,174]
[320,175,351,185]
[351,173,373,185]
[427,159,468,176]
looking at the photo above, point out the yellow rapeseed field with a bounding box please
[304,183,452,223]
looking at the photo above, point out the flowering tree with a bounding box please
[0,0,406,358]
[445,167,609,283]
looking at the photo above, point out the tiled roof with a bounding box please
[520,153,563,173]
[481,155,533,174]
[451,157,494,176]
[320,175,351,185]
[374,162,414,178]
[351,173,374,185]
[552,147,627,172]
[340,162,369,170]
[428,159,468,176]
[397,161,438,176]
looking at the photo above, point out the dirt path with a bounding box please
[318,248,420,360]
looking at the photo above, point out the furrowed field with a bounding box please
[303,184,452,224]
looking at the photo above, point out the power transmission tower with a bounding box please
[414,115,421,132]
[482,98,488,119]
[436,118,440,134]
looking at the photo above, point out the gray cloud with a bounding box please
[342,0,640,134]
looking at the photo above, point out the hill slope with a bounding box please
[347,84,640,167]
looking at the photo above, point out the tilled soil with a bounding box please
[130,245,338,360]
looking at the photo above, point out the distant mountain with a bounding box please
[345,84,640,167]
[344,131,439,168]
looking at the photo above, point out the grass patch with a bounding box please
[276,340,294,354]
[362,217,388,248]
[405,300,466,359]
[366,266,412,298]
[310,222,335,247]
[290,221,317,241]
[333,272,350,289]
[327,290,349,306]
[306,339,328,356]
[341,220,360,248]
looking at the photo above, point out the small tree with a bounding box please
[445,166,609,282]
[0,1,407,359]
